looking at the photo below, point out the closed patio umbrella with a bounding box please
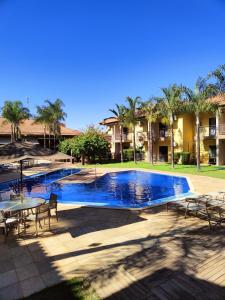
[0,141,72,191]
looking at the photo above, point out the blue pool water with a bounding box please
[0,169,192,209]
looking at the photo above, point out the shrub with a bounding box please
[174,152,181,164]
[180,152,190,164]
[123,149,134,161]
[59,126,111,164]
[123,148,143,161]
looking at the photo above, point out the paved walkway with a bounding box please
[0,205,225,299]
[1,165,225,299]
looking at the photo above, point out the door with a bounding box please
[209,145,216,164]
[159,146,168,162]
[209,118,216,137]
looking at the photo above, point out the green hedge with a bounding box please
[174,152,181,164]
[123,148,143,161]
[180,152,190,164]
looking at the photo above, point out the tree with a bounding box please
[208,64,225,94]
[34,105,52,149]
[140,99,159,164]
[59,126,110,164]
[157,84,184,168]
[125,96,141,163]
[109,104,126,163]
[184,78,219,170]
[1,100,30,142]
[45,99,67,150]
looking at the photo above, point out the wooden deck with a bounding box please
[58,168,107,184]
[1,205,225,299]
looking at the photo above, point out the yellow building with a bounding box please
[100,94,225,166]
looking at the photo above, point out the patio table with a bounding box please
[0,198,45,213]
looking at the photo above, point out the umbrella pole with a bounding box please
[20,160,23,193]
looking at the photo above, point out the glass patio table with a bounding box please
[0,198,45,212]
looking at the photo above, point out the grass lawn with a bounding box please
[83,162,225,179]
[25,278,99,300]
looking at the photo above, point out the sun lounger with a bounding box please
[167,194,225,229]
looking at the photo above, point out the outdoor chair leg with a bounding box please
[35,220,38,236]
[185,204,189,219]
[48,216,50,231]
[56,209,58,221]
[166,203,168,212]
[24,219,26,234]
[39,220,42,229]
[4,227,7,243]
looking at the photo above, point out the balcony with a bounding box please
[114,133,132,142]
[199,124,225,138]
[136,130,170,142]
[105,135,112,142]
[199,126,216,139]
[159,129,170,138]
[219,124,225,135]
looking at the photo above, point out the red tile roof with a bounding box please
[208,93,225,106]
[100,117,118,125]
[0,118,80,136]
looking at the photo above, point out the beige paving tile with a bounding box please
[16,263,39,281]
[34,259,56,275]
[30,249,49,262]
[10,245,29,257]
[0,283,23,300]
[20,276,45,298]
[0,270,18,289]
[0,258,15,274]
[41,270,62,287]
[13,252,33,269]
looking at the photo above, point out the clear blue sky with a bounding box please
[0,0,225,130]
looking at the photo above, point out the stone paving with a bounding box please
[0,205,225,299]
[1,165,225,299]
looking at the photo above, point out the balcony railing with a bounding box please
[159,129,170,138]
[219,124,225,135]
[199,126,216,138]
[111,129,170,143]
[114,133,132,141]
[136,130,170,141]
[105,135,112,142]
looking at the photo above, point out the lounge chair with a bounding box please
[206,204,225,229]
[184,197,208,219]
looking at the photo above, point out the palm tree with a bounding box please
[184,78,219,171]
[34,105,52,149]
[208,64,225,94]
[140,99,159,164]
[1,100,30,141]
[157,84,184,168]
[45,99,67,150]
[125,96,141,163]
[109,104,126,162]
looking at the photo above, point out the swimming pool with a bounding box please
[0,169,192,209]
